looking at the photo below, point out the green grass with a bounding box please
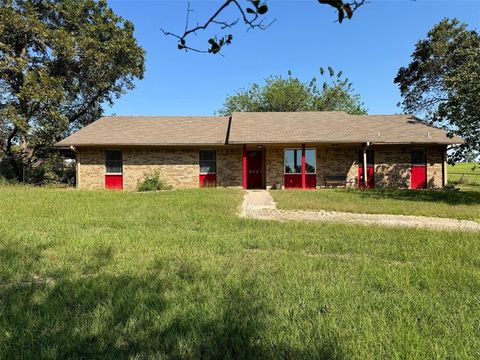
[272,189,480,223]
[448,162,480,191]
[1,187,480,358]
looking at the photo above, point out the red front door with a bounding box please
[358,166,374,189]
[247,151,263,189]
[358,149,374,189]
[411,149,427,189]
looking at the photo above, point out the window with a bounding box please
[105,150,122,174]
[411,149,426,165]
[284,149,316,174]
[200,150,216,174]
[358,149,374,165]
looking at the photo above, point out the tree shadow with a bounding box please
[0,273,345,359]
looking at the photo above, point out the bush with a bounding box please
[25,154,76,186]
[137,170,172,192]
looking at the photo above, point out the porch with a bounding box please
[236,143,443,190]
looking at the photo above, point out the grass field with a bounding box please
[448,162,480,190]
[272,189,480,222]
[1,186,480,358]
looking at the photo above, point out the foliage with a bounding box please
[161,0,367,54]
[395,18,480,162]
[137,170,172,192]
[0,188,479,358]
[0,0,145,182]
[26,153,76,186]
[271,188,480,222]
[217,68,367,115]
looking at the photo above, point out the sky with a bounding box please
[106,0,480,116]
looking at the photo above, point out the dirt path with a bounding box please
[240,190,480,232]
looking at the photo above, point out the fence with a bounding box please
[449,172,480,186]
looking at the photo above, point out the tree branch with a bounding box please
[160,0,276,54]
[161,0,367,53]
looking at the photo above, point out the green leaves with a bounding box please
[217,68,367,116]
[207,34,233,54]
[246,0,268,17]
[0,0,145,180]
[395,18,480,161]
[318,0,357,23]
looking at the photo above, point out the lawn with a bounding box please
[448,162,480,192]
[271,188,480,222]
[1,187,480,359]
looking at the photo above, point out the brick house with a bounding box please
[55,112,463,191]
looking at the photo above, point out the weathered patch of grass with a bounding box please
[0,187,479,358]
[272,189,480,222]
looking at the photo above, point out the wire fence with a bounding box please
[449,172,480,186]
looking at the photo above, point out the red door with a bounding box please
[105,175,123,190]
[358,149,374,189]
[411,148,427,189]
[247,151,263,189]
[358,166,374,189]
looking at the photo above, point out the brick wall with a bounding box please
[217,146,243,187]
[374,145,411,189]
[316,146,358,188]
[122,148,199,190]
[265,147,284,189]
[77,144,446,191]
[265,144,445,190]
[427,146,445,189]
[77,148,105,190]
[77,147,199,190]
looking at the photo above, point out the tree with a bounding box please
[395,18,480,162]
[217,68,367,115]
[161,0,367,54]
[0,0,145,181]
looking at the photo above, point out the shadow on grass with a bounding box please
[0,273,344,359]
[347,188,480,206]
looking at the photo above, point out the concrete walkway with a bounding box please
[240,190,480,232]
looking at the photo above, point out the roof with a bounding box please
[55,116,229,147]
[55,112,464,147]
[228,112,464,145]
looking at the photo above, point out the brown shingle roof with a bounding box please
[228,112,464,145]
[55,116,229,146]
[56,112,464,147]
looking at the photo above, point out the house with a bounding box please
[55,112,464,191]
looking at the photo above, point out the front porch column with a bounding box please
[362,144,368,188]
[301,143,306,189]
[242,144,247,189]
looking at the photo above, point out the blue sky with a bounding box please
[107,0,480,116]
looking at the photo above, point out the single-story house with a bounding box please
[55,111,463,191]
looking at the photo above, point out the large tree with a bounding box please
[0,0,145,181]
[217,68,367,115]
[395,18,480,162]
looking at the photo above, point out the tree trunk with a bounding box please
[6,153,24,182]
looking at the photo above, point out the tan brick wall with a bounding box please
[374,145,411,189]
[77,147,199,191]
[77,148,105,190]
[265,147,284,189]
[217,146,242,187]
[427,146,445,189]
[123,148,198,190]
[317,146,358,188]
[76,144,446,191]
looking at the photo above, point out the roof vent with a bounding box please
[427,131,431,137]
[378,132,381,137]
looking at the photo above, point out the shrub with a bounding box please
[137,170,172,192]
